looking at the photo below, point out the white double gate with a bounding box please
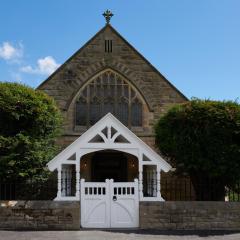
[80,179,139,228]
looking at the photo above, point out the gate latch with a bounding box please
[113,196,117,201]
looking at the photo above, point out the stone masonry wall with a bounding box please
[140,201,240,230]
[38,25,187,145]
[0,201,80,230]
[1,201,240,230]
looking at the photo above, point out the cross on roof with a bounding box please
[103,10,114,24]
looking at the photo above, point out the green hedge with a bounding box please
[155,99,240,197]
[0,82,62,181]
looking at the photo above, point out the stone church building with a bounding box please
[37,12,188,228]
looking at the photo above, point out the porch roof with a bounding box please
[47,113,172,172]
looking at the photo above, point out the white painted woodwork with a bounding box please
[157,169,161,198]
[76,153,81,199]
[139,170,143,200]
[62,168,66,196]
[81,179,110,228]
[81,179,139,228]
[47,113,172,202]
[57,166,61,199]
[110,179,139,228]
[66,168,72,196]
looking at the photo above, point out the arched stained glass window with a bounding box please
[75,70,143,127]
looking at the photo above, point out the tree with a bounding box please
[0,82,62,182]
[155,99,240,200]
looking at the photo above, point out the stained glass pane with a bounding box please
[131,100,142,126]
[96,84,102,97]
[103,102,114,116]
[123,85,129,97]
[90,102,101,125]
[109,85,115,96]
[103,73,108,84]
[76,99,87,125]
[109,73,115,84]
[116,99,129,125]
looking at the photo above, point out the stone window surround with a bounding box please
[73,68,150,132]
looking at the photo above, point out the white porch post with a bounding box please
[157,165,161,199]
[66,168,71,196]
[138,153,143,200]
[57,165,62,198]
[62,167,66,196]
[75,152,81,199]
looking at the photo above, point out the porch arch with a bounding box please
[80,149,138,182]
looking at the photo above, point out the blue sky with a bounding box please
[0,0,239,101]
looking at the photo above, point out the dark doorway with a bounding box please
[91,151,127,182]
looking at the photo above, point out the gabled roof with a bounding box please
[47,113,172,172]
[37,24,187,101]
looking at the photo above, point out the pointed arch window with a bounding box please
[76,70,143,127]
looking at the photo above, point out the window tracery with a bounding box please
[76,70,143,127]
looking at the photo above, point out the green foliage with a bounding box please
[0,82,62,181]
[155,99,240,188]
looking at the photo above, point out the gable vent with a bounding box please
[105,40,112,53]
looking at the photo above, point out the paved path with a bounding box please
[0,230,240,240]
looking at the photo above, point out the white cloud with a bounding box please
[0,42,23,61]
[20,56,60,75]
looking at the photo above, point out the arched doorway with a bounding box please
[80,150,138,182]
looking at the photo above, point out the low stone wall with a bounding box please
[1,201,240,230]
[140,201,240,230]
[0,201,80,230]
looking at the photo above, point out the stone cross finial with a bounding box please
[103,10,114,24]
